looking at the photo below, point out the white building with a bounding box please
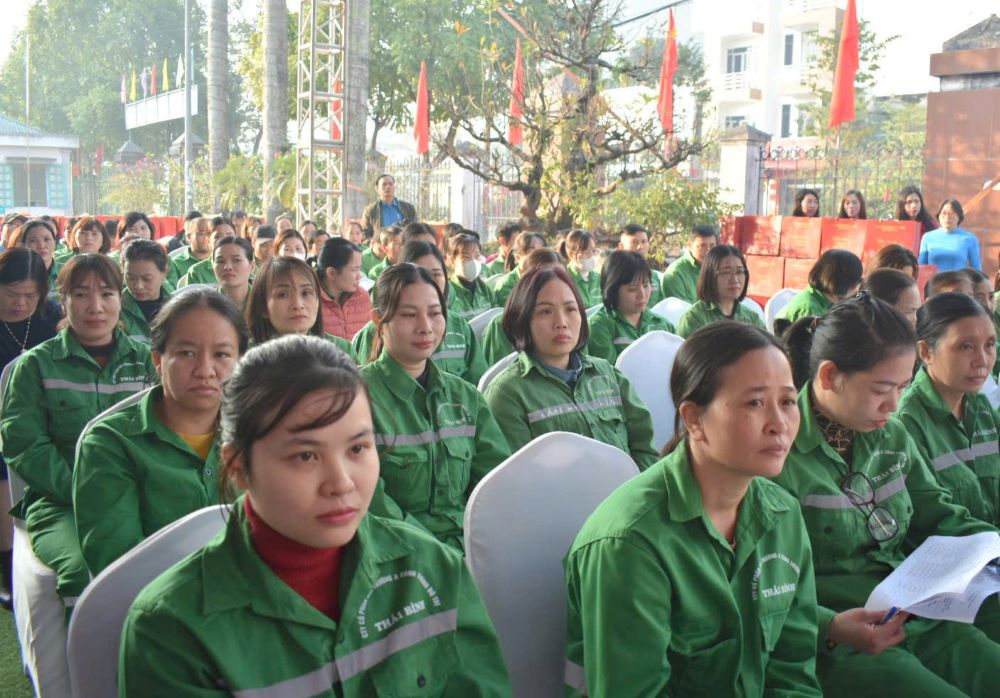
[0,113,79,216]
[693,0,842,141]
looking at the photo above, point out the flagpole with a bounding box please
[25,34,31,211]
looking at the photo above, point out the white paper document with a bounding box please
[864,532,1000,623]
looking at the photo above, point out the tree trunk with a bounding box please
[207,0,229,207]
[262,0,289,222]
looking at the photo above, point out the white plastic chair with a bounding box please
[981,375,1000,409]
[469,308,503,341]
[168,244,190,258]
[464,433,639,698]
[2,358,73,697]
[616,330,685,452]
[764,288,798,333]
[586,305,601,317]
[74,386,154,466]
[741,296,765,322]
[359,275,375,292]
[477,352,518,393]
[650,297,692,327]
[67,505,230,698]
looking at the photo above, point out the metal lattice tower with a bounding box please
[296,0,348,230]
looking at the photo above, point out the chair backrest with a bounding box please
[616,330,684,451]
[469,307,503,340]
[174,282,217,295]
[168,244,189,258]
[650,297,692,326]
[358,275,375,292]
[464,433,639,698]
[741,296,765,321]
[477,352,518,393]
[764,288,798,332]
[67,504,230,698]
[981,375,1000,409]
[1,357,27,504]
[75,386,155,466]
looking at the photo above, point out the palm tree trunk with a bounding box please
[262,0,288,222]
[207,0,230,208]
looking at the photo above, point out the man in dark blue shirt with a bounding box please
[361,173,416,237]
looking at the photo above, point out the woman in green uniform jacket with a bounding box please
[481,248,564,367]
[565,323,821,698]
[60,216,111,261]
[361,264,510,549]
[897,293,1000,526]
[9,219,64,300]
[119,335,510,697]
[676,245,764,339]
[1,254,154,608]
[774,249,862,335]
[561,229,601,309]
[483,266,658,469]
[354,241,486,384]
[778,293,1000,697]
[446,233,496,321]
[212,236,254,313]
[74,289,248,577]
[587,250,675,364]
[490,232,546,307]
[244,256,357,361]
[120,240,173,345]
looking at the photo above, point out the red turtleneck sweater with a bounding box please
[244,497,343,620]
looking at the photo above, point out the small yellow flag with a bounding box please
[162,57,170,92]
[130,68,137,102]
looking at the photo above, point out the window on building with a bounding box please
[726,47,749,74]
[9,160,51,208]
[784,34,795,66]
[724,115,747,129]
[781,105,793,138]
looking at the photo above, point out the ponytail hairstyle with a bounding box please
[560,229,594,261]
[664,323,788,454]
[784,292,916,389]
[809,249,863,299]
[370,263,446,362]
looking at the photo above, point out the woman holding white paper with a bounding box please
[779,292,1000,697]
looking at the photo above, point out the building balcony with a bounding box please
[782,0,840,30]
[720,72,763,102]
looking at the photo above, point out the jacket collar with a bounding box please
[50,326,136,364]
[122,385,222,458]
[369,350,442,402]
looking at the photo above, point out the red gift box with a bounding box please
[783,258,816,291]
[820,218,867,257]
[863,220,920,266]
[740,216,782,256]
[780,216,822,259]
[916,264,937,301]
[746,255,785,300]
[720,215,741,247]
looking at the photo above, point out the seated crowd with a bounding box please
[1,178,999,697]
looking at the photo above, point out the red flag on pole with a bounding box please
[413,61,430,156]
[657,9,678,152]
[508,38,525,147]
[73,147,80,177]
[331,77,343,142]
[828,0,859,129]
[95,144,104,175]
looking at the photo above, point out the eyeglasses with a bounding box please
[841,471,899,542]
[715,268,747,279]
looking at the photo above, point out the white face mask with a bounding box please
[579,257,596,273]
[460,259,481,281]
[291,251,307,261]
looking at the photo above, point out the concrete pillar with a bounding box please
[718,124,771,216]
[345,0,370,222]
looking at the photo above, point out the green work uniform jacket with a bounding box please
[483,256,506,279]
[992,294,1000,379]
[586,307,675,365]
[177,257,217,287]
[660,250,701,303]
[771,386,997,651]
[567,265,602,309]
[1,328,155,517]
[119,287,173,346]
[676,300,765,339]
[362,353,511,549]
[481,314,514,368]
[647,269,665,308]
[775,286,831,327]
[119,499,511,697]
[896,367,1000,527]
[490,268,521,307]
[447,275,496,321]
[361,246,382,276]
[483,352,658,469]
[166,247,207,288]
[72,386,222,576]
[353,314,487,386]
[367,258,390,282]
[565,445,822,698]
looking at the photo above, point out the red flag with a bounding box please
[331,77,343,142]
[657,10,678,150]
[151,63,158,96]
[73,147,80,177]
[413,61,430,155]
[508,38,525,146]
[828,0,859,129]
[95,144,104,175]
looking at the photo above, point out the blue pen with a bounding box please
[878,607,899,625]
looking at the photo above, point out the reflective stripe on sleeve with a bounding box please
[931,442,1000,471]
[564,660,588,695]
[801,476,908,509]
[42,379,146,395]
[431,350,465,360]
[526,396,623,424]
[233,609,459,698]
[374,425,477,447]
[612,338,633,346]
